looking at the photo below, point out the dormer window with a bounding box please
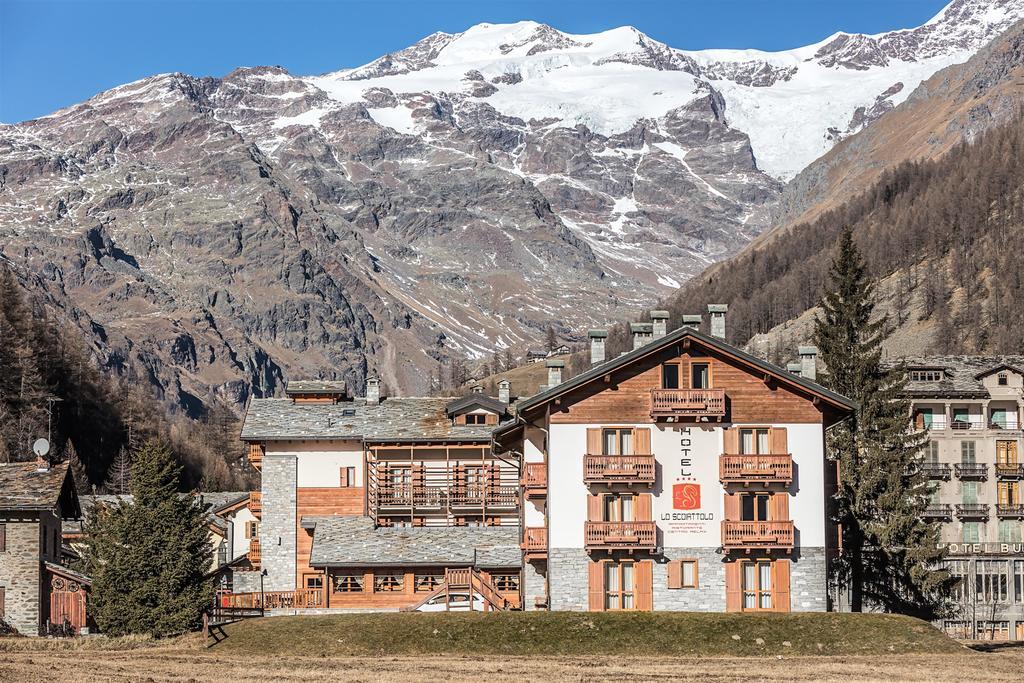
[998,373,1008,386]
[464,413,487,425]
[910,369,943,382]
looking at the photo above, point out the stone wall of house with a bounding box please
[232,569,264,593]
[521,560,546,611]
[0,515,42,635]
[654,548,727,611]
[790,547,828,612]
[548,548,590,611]
[260,455,296,591]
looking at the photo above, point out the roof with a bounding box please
[63,492,251,535]
[44,561,92,587]
[241,397,511,442]
[890,355,1024,397]
[285,380,349,396]
[0,461,79,518]
[306,516,521,568]
[444,394,509,416]
[512,326,856,418]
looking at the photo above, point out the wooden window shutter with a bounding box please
[636,560,654,611]
[485,413,498,425]
[723,427,739,454]
[340,467,350,487]
[633,428,651,455]
[0,523,5,553]
[454,414,467,425]
[587,494,603,522]
[773,560,791,612]
[770,427,788,454]
[636,493,653,521]
[725,561,742,612]
[667,560,683,589]
[587,428,602,455]
[724,493,740,521]
[588,560,605,612]
[769,492,790,521]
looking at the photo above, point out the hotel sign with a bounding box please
[941,542,1024,556]
[654,426,721,547]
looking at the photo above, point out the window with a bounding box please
[997,441,1019,465]
[946,560,969,603]
[464,413,487,425]
[998,520,1021,543]
[604,561,635,610]
[340,466,356,487]
[926,441,940,463]
[991,409,1008,429]
[952,407,970,427]
[604,493,635,522]
[245,521,259,539]
[491,573,520,592]
[661,363,680,390]
[668,559,699,589]
[387,465,412,490]
[414,573,443,592]
[962,521,981,543]
[740,429,770,455]
[304,574,324,590]
[690,362,710,389]
[928,483,940,505]
[602,428,633,456]
[998,373,1009,386]
[741,560,772,610]
[960,441,976,464]
[943,621,972,639]
[1014,561,1024,603]
[741,493,770,522]
[374,572,404,592]
[998,481,1021,507]
[976,621,1010,641]
[962,481,979,505]
[976,560,1009,603]
[333,573,364,593]
[910,369,943,382]
[0,523,5,552]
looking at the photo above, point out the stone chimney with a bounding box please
[799,345,819,381]
[366,376,381,405]
[498,379,511,404]
[588,329,608,365]
[708,304,728,340]
[471,384,483,394]
[650,310,669,339]
[630,322,653,350]
[681,314,703,329]
[545,360,564,387]
[787,362,803,376]
[36,451,50,472]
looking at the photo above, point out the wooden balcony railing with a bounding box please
[721,520,795,551]
[220,588,324,610]
[584,521,657,551]
[583,455,656,484]
[521,526,547,561]
[996,504,1024,518]
[247,538,261,567]
[376,485,520,508]
[954,463,988,480]
[650,389,726,418]
[249,491,262,519]
[923,504,953,519]
[995,464,1024,479]
[522,463,547,498]
[955,503,989,519]
[247,442,265,471]
[720,454,793,485]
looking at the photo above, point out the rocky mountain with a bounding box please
[0,0,1020,412]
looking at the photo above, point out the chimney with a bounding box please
[630,322,653,350]
[650,310,669,339]
[681,314,703,329]
[545,359,564,387]
[366,376,380,405]
[471,384,483,394]
[799,345,819,381]
[498,379,511,404]
[588,329,608,365]
[787,362,803,376]
[708,304,728,340]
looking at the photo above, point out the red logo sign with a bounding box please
[673,483,701,510]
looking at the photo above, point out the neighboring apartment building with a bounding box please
[902,356,1024,640]
[238,380,522,610]
[0,461,87,635]
[498,311,854,613]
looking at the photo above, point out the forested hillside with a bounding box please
[658,113,1024,356]
[0,265,252,491]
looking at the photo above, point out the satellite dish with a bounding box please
[33,439,50,457]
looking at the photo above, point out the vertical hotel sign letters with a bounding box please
[659,427,717,545]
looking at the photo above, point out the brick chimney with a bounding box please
[630,323,653,350]
[366,376,381,405]
[588,329,608,365]
[545,359,564,387]
[498,379,511,404]
[708,304,728,340]
[650,310,669,339]
[681,314,703,329]
[799,345,819,381]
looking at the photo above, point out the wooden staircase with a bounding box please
[402,568,513,612]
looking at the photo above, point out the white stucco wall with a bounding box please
[266,440,364,488]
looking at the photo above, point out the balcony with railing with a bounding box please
[988,418,1021,432]
[583,455,656,485]
[220,588,324,610]
[995,464,1024,479]
[922,504,953,520]
[996,504,1024,518]
[249,490,262,519]
[719,454,793,486]
[247,538,261,568]
[950,418,986,431]
[955,503,989,519]
[522,462,547,499]
[521,526,547,561]
[954,463,988,480]
[584,521,657,551]
[920,463,952,480]
[650,388,726,419]
[721,520,795,552]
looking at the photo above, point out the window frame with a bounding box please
[740,493,771,522]
[976,559,1009,603]
[661,362,681,390]
[739,428,771,455]
[740,559,773,611]
[690,361,711,389]
[333,572,365,593]
[339,466,356,487]
[601,428,634,456]
[603,492,636,522]
[603,560,636,611]
[374,572,405,593]
[464,413,488,425]
[414,572,444,592]
[303,573,324,591]
[490,572,521,592]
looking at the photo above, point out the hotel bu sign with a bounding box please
[942,542,1024,556]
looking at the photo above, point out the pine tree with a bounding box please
[64,439,90,493]
[105,447,132,495]
[544,325,557,352]
[83,438,213,636]
[813,227,952,618]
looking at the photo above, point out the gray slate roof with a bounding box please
[306,516,521,568]
[0,462,78,517]
[241,397,510,442]
[63,492,250,535]
[286,380,349,396]
[888,356,1024,397]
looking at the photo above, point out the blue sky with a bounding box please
[1,0,951,123]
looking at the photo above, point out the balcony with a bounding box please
[247,442,265,471]
[220,588,324,610]
[955,503,989,520]
[249,491,262,519]
[583,455,656,485]
[375,485,519,509]
[650,388,726,419]
[954,463,988,480]
[995,464,1024,479]
[522,462,547,499]
[920,463,952,480]
[247,538,261,568]
[950,419,986,431]
[996,504,1024,519]
[989,419,1021,432]
[922,504,953,520]
[720,454,793,486]
[722,520,795,552]
[521,526,547,561]
[584,521,657,551]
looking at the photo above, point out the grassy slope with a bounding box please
[213,612,961,658]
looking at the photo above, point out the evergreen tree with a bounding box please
[544,325,557,352]
[83,438,212,636]
[63,439,90,493]
[105,447,132,495]
[813,227,952,618]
